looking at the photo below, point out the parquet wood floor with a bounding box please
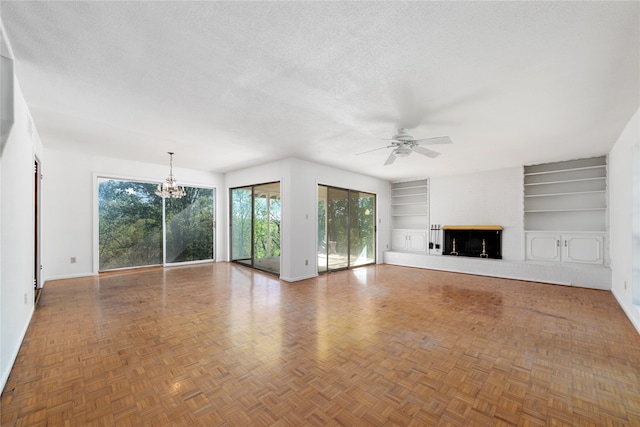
[2,263,640,426]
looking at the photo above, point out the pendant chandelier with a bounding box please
[156,152,186,199]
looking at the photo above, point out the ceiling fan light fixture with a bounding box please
[393,147,412,157]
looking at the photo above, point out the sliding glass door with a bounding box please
[253,183,281,273]
[327,187,350,270]
[98,177,215,271]
[318,186,328,273]
[230,186,252,266]
[318,185,375,273]
[230,182,281,274]
[165,186,215,264]
[349,190,376,267]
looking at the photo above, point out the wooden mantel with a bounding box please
[441,225,503,231]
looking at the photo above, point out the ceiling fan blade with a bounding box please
[384,152,397,165]
[413,136,453,145]
[389,81,426,129]
[413,145,441,158]
[356,145,390,156]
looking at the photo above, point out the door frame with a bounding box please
[229,181,281,274]
[34,157,42,296]
[317,184,377,274]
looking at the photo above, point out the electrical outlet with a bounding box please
[305,259,309,266]
[70,257,76,264]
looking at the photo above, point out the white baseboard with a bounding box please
[280,273,319,282]
[611,288,640,336]
[44,272,97,282]
[384,251,611,290]
[1,306,34,392]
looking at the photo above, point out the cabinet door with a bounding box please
[563,235,603,264]
[526,233,561,262]
[391,230,408,251]
[407,231,427,252]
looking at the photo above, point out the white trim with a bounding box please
[280,273,319,282]
[165,259,215,267]
[94,173,217,272]
[611,288,640,336]
[384,252,612,290]
[45,272,97,281]
[34,155,42,289]
[0,307,33,391]
[93,173,99,274]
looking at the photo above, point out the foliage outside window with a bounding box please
[98,178,214,271]
[318,185,375,272]
[165,187,214,263]
[253,193,281,260]
[230,182,281,274]
[230,187,252,261]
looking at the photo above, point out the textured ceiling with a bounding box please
[1,1,638,181]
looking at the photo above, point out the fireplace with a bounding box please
[442,226,503,259]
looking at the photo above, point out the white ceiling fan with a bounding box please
[358,128,453,165]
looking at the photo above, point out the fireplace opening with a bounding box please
[442,226,502,259]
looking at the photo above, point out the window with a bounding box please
[318,185,375,273]
[165,186,215,264]
[230,182,281,274]
[98,177,214,271]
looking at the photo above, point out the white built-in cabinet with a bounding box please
[390,180,429,252]
[524,156,606,265]
[391,229,428,252]
[525,233,604,264]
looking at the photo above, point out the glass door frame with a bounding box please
[229,181,281,275]
[317,184,376,274]
[163,185,217,266]
[229,185,253,266]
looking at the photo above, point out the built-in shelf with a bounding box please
[524,177,605,186]
[524,157,606,249]
[524,208,606,213]
[525,190,605,198]
[393,201,428,206]
[392,184,427,190]
[523,164,606,176]
[391,179,429,232]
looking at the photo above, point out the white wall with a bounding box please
[42,149,224,280]
[609,108,640,334]
[225,158,391,281]
[1,77,43,389]
[429,167,524,260]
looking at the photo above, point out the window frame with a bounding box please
[94,173,216,273]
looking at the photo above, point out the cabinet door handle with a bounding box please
[564,240,568,247]
[556,239,560,247]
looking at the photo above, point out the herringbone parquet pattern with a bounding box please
[2,263,639,426]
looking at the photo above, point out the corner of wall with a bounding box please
[609,107,640,335]
[611,288,640,336]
